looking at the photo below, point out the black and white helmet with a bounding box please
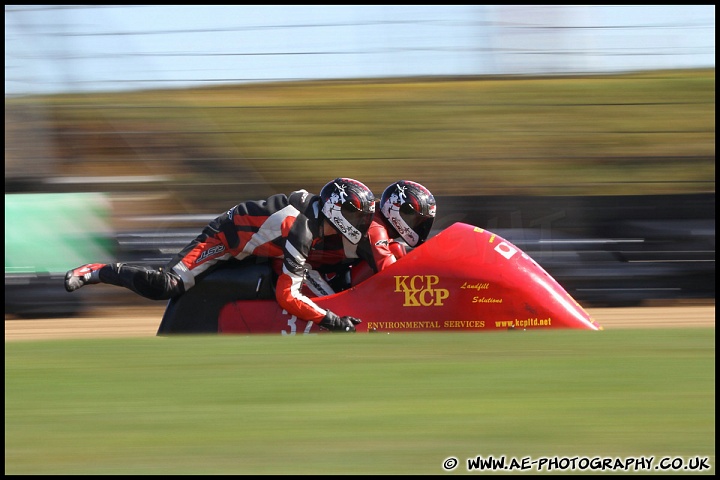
[380,180,436,247]
[320,178,375,245]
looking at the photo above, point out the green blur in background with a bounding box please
[4,193,114,276]
[5,329,715,475]
[4,69,715,218]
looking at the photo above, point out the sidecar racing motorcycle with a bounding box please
[156,222,602,335]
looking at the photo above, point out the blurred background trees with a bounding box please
[5,70,715,220]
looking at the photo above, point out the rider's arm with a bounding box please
[363,218,402,273]
[275,253,361,332]
[349,219,407,286]
[274,216,328,324]
[388,239,407,260]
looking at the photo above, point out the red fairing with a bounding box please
[218,300,326,335]
[219,223,602,334]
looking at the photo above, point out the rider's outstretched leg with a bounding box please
[65,263,184,300]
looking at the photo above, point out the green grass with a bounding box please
[5,328,715,474]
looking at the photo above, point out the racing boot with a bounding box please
[64,263,107,292]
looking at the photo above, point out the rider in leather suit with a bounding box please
[64,178,376,332]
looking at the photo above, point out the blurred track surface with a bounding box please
[4,305,715,341]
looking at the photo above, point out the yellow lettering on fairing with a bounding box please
[394,275,450,307]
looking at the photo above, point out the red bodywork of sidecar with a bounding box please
[217,223,602,335]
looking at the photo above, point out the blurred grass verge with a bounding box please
[5,329,715,475]
[4,69,714,218]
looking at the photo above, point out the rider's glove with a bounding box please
[319,310,362,332]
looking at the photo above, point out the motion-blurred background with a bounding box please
[5,5,715,317]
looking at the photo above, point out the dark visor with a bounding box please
[399,202,434,245]
[342,202,373,234]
